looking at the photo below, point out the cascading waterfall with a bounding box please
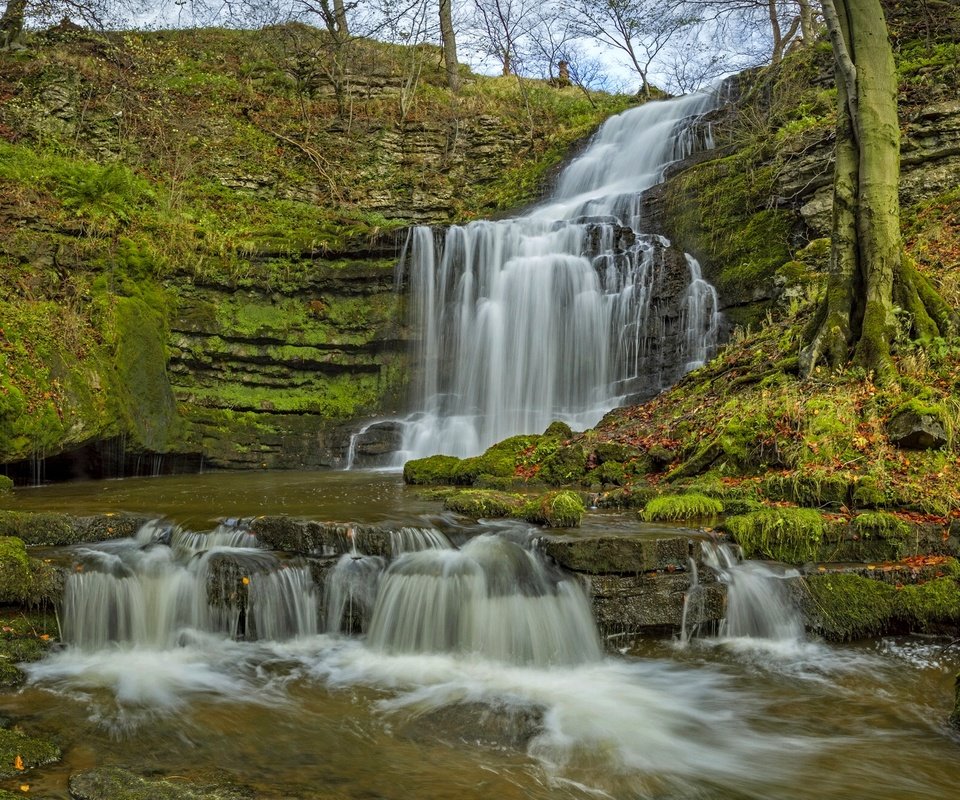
[694,540,805,641]
[62,521,318,648]
[397,92,721,460]
[366,533,602,665]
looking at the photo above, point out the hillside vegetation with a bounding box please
[0,25,631,474]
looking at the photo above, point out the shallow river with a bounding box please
[3,471,960,799]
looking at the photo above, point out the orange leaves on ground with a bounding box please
[901,554,952,569]
[14,755,24,771]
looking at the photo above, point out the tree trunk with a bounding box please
[333,0,349,37]
[802,0,956,380]
[0,0,27,49]
[798,0,816,43]
[439,0,460,92]
[768,0,784,63]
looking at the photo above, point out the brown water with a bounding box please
[3,471,960,799]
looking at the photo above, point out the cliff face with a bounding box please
[0,26,630,478]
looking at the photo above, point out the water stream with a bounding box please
[3,472,960,799]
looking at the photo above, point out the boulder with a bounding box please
[887,404,948,450]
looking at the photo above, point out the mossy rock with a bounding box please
[595,460,627,486]
[850,474,889,509]
[724,508,830,564]
[453,435,540,485]
[68,766,252,800]
[542,420,573,439]
[0,726,61,778]
[521,490,585,528]
[850,511,910,540]
[803,573,960,641]
[0,537,31,604]
[538,443,588,486]
[667,421,760,480]
[0,511,74,546]
[760,471,850,509]
[642,494,723,523]
[593,442,640,464]
[886,399,949,450]
[0,476,12,493]
[803,573,898,641]
[402,455,462,485]
[443,490,525,519]
[595,485,658,509]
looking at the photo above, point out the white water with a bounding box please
[61,521,318,648]
[699,540,806,642]
[395,92,721,460]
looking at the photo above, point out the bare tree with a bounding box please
[571,0,698,96]
[469,0,537,76]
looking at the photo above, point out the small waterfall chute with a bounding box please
[366,533,602,666]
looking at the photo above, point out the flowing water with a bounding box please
[3,471,960,799]
[393,93,721,462]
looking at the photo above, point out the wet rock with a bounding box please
[539,534,690,574]
[348,421,405,467]
[887,405,949,450]
[0,511,154,546]
[68,767,253,800]
[0,725,61,778]
[249,516,392,557]
[590,568,724,638]
[398,702,545,750]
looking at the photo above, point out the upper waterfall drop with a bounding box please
[398,92,721,461]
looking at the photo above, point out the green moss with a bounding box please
[542,420,573,439]
[0,725,61,778]
[0,476,12,493]
[521,490,585,528]
[0,537,31,603]
[850,511,910,540]
[596,460,627,486]
[538,443,588,486]
[898,578,960,630]
[452,436,540,485]
[443,490,525,519]
[596,485,658,509]
[402,455,462,486]
[804,574,898,641]
[724,507,828,563]
[761,471,851,509]
[642,493,723,522]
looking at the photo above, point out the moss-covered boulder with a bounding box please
[542,420,573,439]
[402,454,462,485]
[452,435,538,485]
[642,493,724,522]
[595,485,658,509]
[538,443,588,486]
[802,573,899,640]
[724,508,828,563]
[0,476,12,493]
[886,399,949,450]
[522,491,585,528]
[0,725,61,778]
[802,572,960,641]
[443,490,525,519]
[0,537,61,607]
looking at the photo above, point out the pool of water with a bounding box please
[2,470,959,799]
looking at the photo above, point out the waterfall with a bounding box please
[61,522,318,648]
[366,533,602,666]
[699,541,804,641]
[398,92,721,460]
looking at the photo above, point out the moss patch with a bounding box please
[0,725,61,778]
[642,494,723,523]
[804,573,899,640]
[402,455,462,486]
[443,490,525,519]
[724,508,829,563]
[521,490,585,528]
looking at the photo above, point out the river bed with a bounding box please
[2,470,960,799]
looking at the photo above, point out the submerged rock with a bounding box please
[0,725,61,778]
[399,702,545,750]
[68,767,253,800]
